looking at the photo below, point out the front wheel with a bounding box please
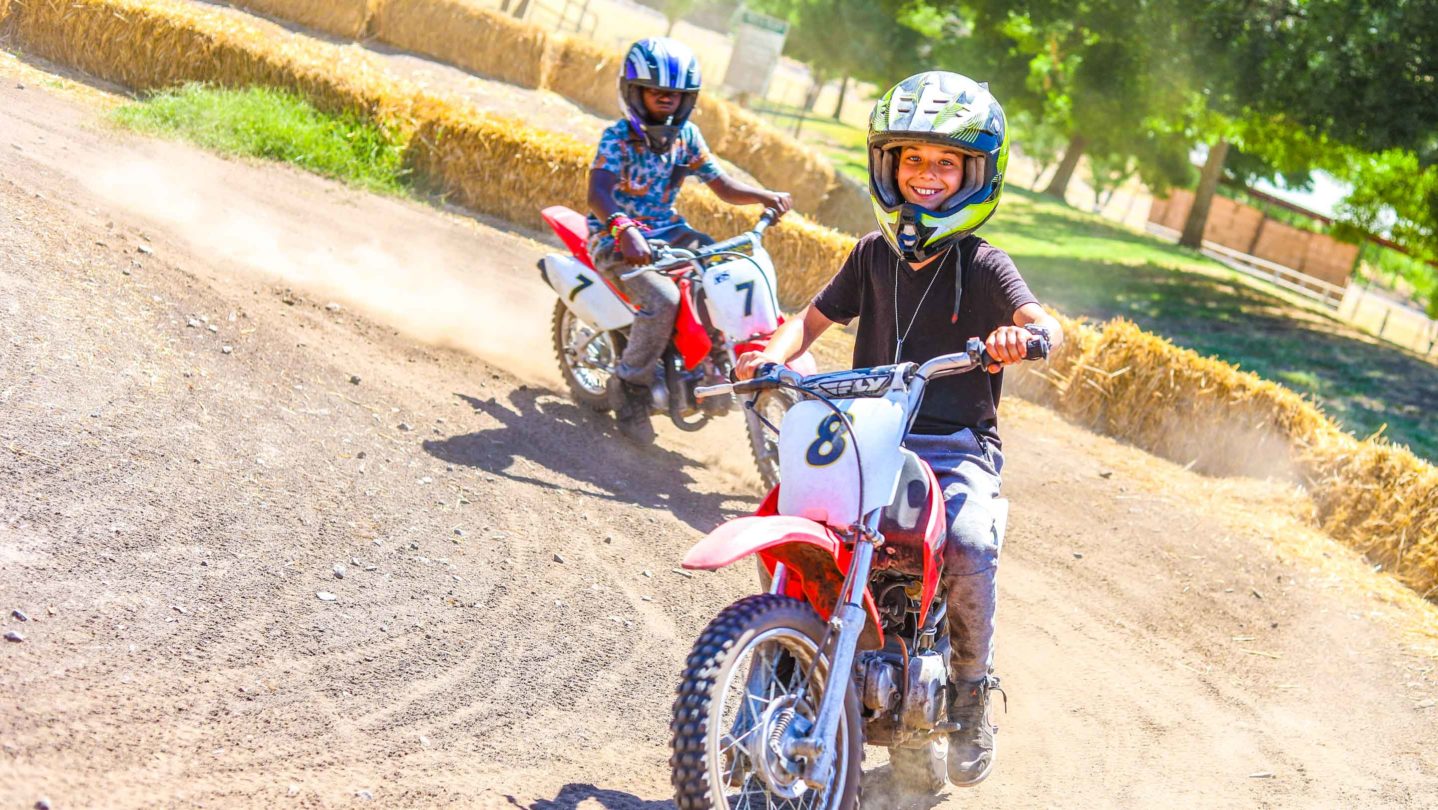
[552,299,625,412]
[745,388,801,494]
[671,594,862,810]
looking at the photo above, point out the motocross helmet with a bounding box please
[619,37,702,153]
[868,71,1009,264]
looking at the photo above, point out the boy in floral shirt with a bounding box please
[589,37,791,443]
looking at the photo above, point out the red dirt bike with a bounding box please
[538,206,815,490]
[669,336,1047,807]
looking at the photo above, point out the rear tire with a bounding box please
[888,737,948,794]
[671,594,862,810]
[551,299,625,413]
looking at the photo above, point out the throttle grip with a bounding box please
[1025,337,1051,361]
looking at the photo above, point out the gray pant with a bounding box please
[905,428,1004,684]
[589,226,712,386]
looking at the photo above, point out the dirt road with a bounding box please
[2,64,1436,809]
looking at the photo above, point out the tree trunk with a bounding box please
[1042,134,1086,201]
[1180,139,1230,249]
[666,17,677,35]
[832,75,850,121]
[801,74,825,113]
[511,0,530,19]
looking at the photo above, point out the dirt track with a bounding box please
[2,63,1438,809]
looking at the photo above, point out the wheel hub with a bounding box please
[748,695,812,800]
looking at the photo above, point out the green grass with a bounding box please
[112,84,409,195]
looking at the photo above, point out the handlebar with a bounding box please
[696,334,1051,403]
[618,209,777,282]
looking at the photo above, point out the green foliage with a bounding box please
[112,84,409,194]
[749,0,924,87]
[1198,0,1438,159]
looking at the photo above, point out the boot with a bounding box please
[607,375,655,445]
[948,674,1004,786]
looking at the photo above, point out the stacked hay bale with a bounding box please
[371,0,550,91]
[405,102,590,229]
[229,0,374,39]
[545,33,622,117]
[5,0,416,122]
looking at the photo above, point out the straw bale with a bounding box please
[1057,319,1333,479]
[1306,439,1438,597]
[372,0,549,90]
[1005,312,1100,407]
[544,33,621,117]
[6,0,418,124]
[229,0,373,39]
[814,172,875,236]
[719,99,835,213]
[0,0,11,27]
[406,104,591,230]
[689,96,730,154]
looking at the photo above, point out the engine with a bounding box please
[856,576,951,746]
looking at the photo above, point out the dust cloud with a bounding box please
[82,158,560,385]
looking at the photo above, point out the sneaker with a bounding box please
[607,375,656,444]
[947,675,1005,786]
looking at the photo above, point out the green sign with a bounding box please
[735,8,788,36]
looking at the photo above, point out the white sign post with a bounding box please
[722,8,789,98]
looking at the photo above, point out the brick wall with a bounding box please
[1149,190,1356,289]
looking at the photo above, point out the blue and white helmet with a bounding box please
[619,37,702,152]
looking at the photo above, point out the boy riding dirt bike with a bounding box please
[588,36,792,444]
[673,70,1065,803]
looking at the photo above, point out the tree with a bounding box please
[918,0,1203,201]
[751,0,927,111]
[659,0,698,34]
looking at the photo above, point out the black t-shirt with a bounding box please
[812,232,1039,447]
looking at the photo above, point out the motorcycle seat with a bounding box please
[541,205,595,270]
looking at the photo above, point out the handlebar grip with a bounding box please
[1024,337,1051,361]
[753,208,778,235]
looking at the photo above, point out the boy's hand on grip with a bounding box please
[618,227,652,265]
[735,350,783,380]
[984,326,1036,373]
[765,191,793,218]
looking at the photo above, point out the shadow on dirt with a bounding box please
[507,784,673,809]
[423,386,743,532]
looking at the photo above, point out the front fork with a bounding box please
[786,515,881,789]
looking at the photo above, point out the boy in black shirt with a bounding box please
[736,71,1063,786]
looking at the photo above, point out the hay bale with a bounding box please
[6,0,417,123]
[544,33,621,117]
[814,172,874,236]
[1306,439,1438,597]
[229,0,373,39]
[1057,319,1333,480]
[372,0,549,90]
[1005,312,1100,408]
[719,100,835,213]
[689,95,730,154]
[406,104,591,230]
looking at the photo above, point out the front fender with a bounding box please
[684,515,884,649]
